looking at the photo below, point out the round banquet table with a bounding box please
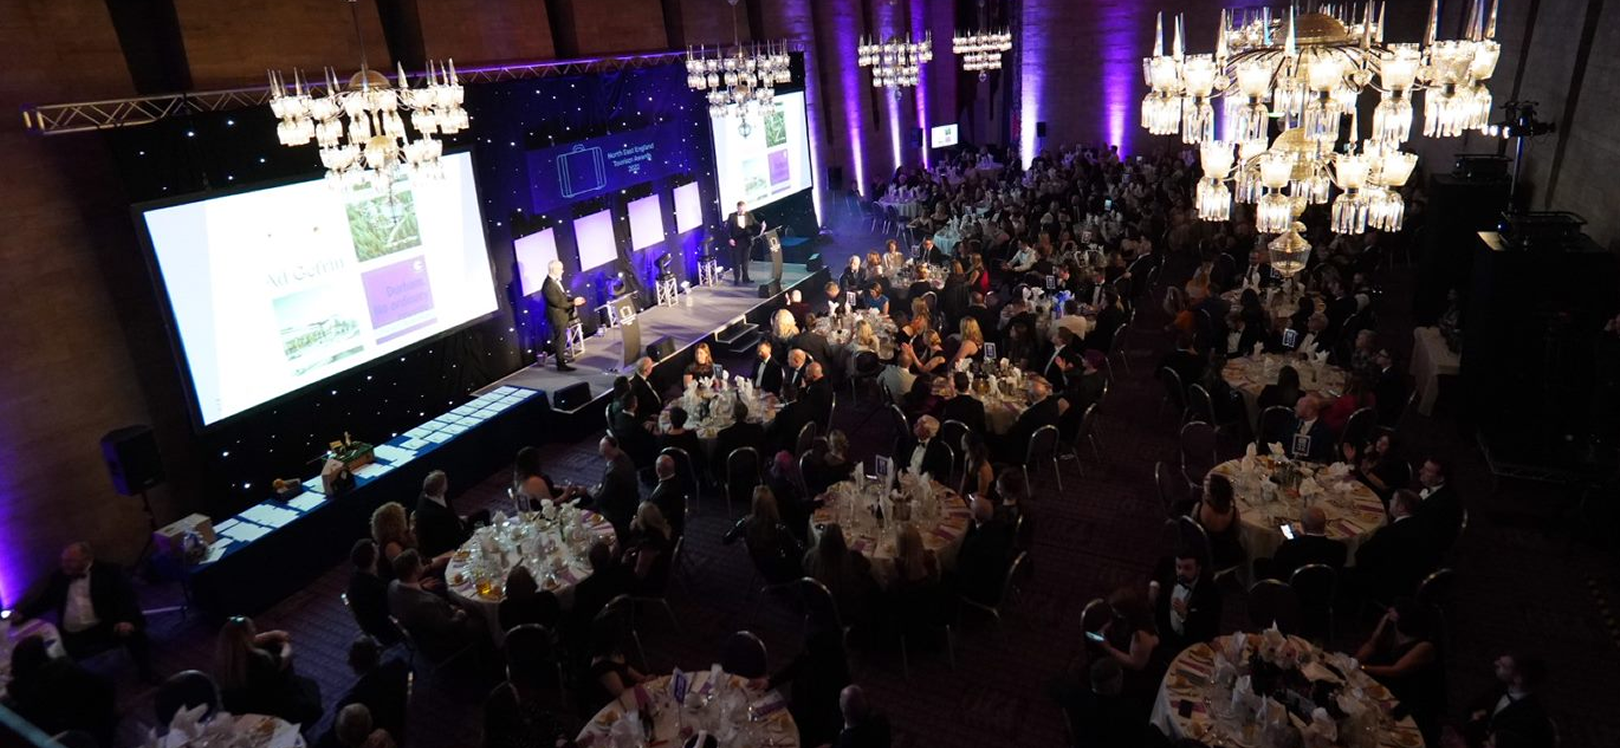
[1221,288,1327,327]
[445,509,617,642]
[810,478,971,586]
[1150,633,1424,748]
[814,312,899,369]
[155,713,308,748]
[1222,353,1347,429]
[879,198,922,219]
[929,369,1032,435]
[0,619,63,698]
[1211,457,1384,568]
[660,389,780,456]
[575,670,798,748]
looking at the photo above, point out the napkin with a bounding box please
[1267,442,1286,458]
[168,703,208,739]
[492,509,509,526]
[1299,478,1322,497]
[1245,442,1258,458]
[1303,707,1339,747]
[1252,341,1266,356]
[1314,349,1330,363]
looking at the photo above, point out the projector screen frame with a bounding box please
[129,148,504,433]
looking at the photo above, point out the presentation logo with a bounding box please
[557,145,607,198]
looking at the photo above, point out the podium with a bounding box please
[596,293,640,329]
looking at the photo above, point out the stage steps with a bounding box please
[715,319,763,355]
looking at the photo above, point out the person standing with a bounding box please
[541,260,583,372]
[725,200,764,284]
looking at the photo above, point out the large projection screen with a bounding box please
[573,209,618,270]
[628,193,666,250]
[140,152,499,427]
[711,91,814,211]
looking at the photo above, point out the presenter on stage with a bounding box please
[542,260,584,372]
[725,200,765,285]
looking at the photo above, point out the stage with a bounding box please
[486,259,821,410]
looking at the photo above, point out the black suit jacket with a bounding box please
[1355,517,1434,601]
[590,453,641,534]
[336,658,410,744]
[752,356,785,395]
[345,570,396,644]
[1467,688,1555,748]
[413,494,469,559]
[1414,484,1463,552]
[541,275,572,328]
[1089,306,1128,352]
[955,519,1014,604]
[794,331,834,371]
[1269,535,1348,579]
[629,374,661,418]
[713,421,768,477]
[940,395,987,435]
[1154,572,1222,653]
[648,477,688,535]
[801,379,834,429]
[726,210,762,246]
[1287,417,1335,462]
[897,436,953,479]
[19,562,144,629]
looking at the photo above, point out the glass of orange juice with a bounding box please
[475,577,494,598]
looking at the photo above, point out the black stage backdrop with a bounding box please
[103,58,761,514]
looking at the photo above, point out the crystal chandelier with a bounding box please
[858,33,933,95]
[267,0,465,192]
[685,0,792,136]
[953,29,1012,81]
[1143,0,1503,244]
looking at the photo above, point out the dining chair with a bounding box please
[1025,424,1063,490]
[1246,579,1302,635]
[1290,564,1338,644]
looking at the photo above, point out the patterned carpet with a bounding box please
[77,218,1619,748]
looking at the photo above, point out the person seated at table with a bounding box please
[1003,240,1039,274]
[370,501,446,583]
[331,635,409,746]
[512,446,561,509]
[908,261,936,298]
[772,309,803,354]
[1002,378,1061,463]
[386,550,479,662]
[1322,374,1375,435]
[1354,601,1444,746]
[1257,364,1304,413]
[1192,474,1244,571]
[622,502,674,596]
[2,635,117,747]
[1158,331,1204,394]
[830,685,892,748]
[724,486,806,585]
[326,704,397,748]
[560,436,641,535]
[801,362,834,430]
[838,258,864,298]
[1354,490,1433,603]
[900,374,941,423]
[913,329,950,374]
[656,408,704,478]
[712,400,767,478]
[1287,395,1335,462]
[647,454,689,538]
[754,608,853,747]
[783,348,811,395]
[949,495,1015,606]
[582,626,649,716]
[861,281,891,316]
[942,371,988,435]
[806,430,858,497]
[1345,431,1407,505]
[498,566,561,633]
[414,470,474,559]
[1462,653,1555,748]
[897,415,952,479]
[878,347,918,405]
[888,524,948,645]
[1372,347,1407,426]
[956,431,996,499]
[15,541,157,683]
[607,393,658,468]
[949,317,987,369]
[803,524,879,636]
[682,342,719,386]
[883,239,906,273]
[1150,550,1221,657]
[1043,327,1079,387]
[1094,587,1162,687]
[1087,289,1128,355]
[346,539,398,645]
[215,615,324,726]
[746,341,784,396]
[1223,308,1267,359]
[1062,658,1142,748]
[483,626,573,748]
[820,280,848,317]
[1258,505,1347,581]
[570,541,635,643]
[995,466,1032,526]
[1002,318,1040,371]
[628,356,662,417]
[1414,455,1464,553]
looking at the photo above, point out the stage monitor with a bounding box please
[515,227,559,295]
[573,208,618,270]
[628,193,665,250]
[139,151,499,427]
[931,123,959,149]
[711,91,814,212]
[673,181,703,234]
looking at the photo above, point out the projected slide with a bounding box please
[574,209,618,270]
[515,228,560,296]
[141,152,498,426]
[711,91,814,211]
[674,182,703,234]
[931,123,959,148]
[628,194,665,250]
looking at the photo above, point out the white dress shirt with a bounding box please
[1169,579,1194,635]
[908,439,931,475]
[1493,687,1528,716]
[63,566,100,633]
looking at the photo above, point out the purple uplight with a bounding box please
[878,0,903,173]
[832,3,867,194]
[911,0,930,168]
[1097,0,1145,155]
[1019,1,1052,167]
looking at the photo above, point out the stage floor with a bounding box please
[484,260,816,406]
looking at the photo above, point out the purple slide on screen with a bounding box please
[361,256,437,343]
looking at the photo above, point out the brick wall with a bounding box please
[574,0,667,54]
[419,0,554,63]
[175,0,391,89]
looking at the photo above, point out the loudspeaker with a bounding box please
[552,382,592,411]
[805,252,823,272]
[101,425,164,496]
[1036,121,1048,137]
[757,280,781,298]
[647,336,678,362]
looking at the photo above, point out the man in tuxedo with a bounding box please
[1262,505,1348,580]
[16,541,155,682]
[814,282,845,317]
[1463,654,1555,748]
[949,495,1015,605]
[801,362,834,431]
[1088,288,1128,354]
[1282,312,1332,357]
[608,394,658,468]
[541,260,583,372]
[1004,379,1061,463]
[917,236,947,265]
[415,470,476,558]
[906,264,935,302]
[1157,331,1205,392]
[966,292,998,345]
[784,348,811,396]
[941,371,987,435]
[387,550,479,660]
[569,541,635,640]
[1354,489,1434,602]
[1289,396,1335,462]
[562,436,641,535]
[898,416,953,478]
[647,454,687,537]
[1153,550,1222,656]
[1414,456,1463,552]
[345,539,397,645]
[713,400,768,478]
[751,341,785,395]
[1373,348,1407,426]
[332,635,409,746]
[628,357,662,420]
[1042,328,1078,388]
[725,200,763,284]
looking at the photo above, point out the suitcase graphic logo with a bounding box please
[557,145,606,198]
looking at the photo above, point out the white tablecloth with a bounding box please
[1223,354,1348,430]
[811,479,970,586]
[930,372,1030,434]
[1211,458,1385,567]
[156,714,307,748]
[576,671,798,748]
[445,511,617,642]
[879,199,922,219]
[1409,327,1460,416]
